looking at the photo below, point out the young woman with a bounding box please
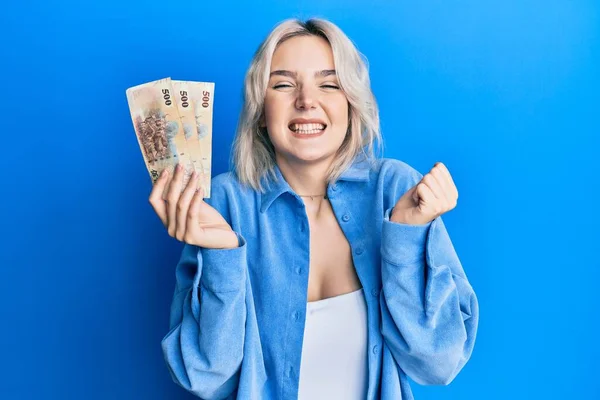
[152,18,479,400]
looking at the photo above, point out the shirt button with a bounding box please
[293,311,300,321]
[296,267,302,275]
[371,288,379,297]
[355,246,364,255]
[372,345,379,355]
[342,214,350,222]
[331,184,338,191]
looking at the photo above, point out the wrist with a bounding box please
[390,208,409,224]
[390,208,431,226]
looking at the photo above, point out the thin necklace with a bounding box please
[298,194,328,201]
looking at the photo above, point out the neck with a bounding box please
[276,155,331,201]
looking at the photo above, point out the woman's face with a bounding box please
[263,35,349,167]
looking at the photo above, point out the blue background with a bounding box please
[2,0,598,399]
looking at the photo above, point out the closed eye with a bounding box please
[272,84,294,89]
[321,84,340,89]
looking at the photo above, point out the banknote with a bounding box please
[171,80,205,181]
[185,81,215,198]
[125,77,197,191]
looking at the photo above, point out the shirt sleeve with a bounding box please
[161,234,248,399]
[379,208,479,385]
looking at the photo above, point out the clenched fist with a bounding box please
[390,162,459,225]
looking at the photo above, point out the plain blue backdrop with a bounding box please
[2,0,599,399]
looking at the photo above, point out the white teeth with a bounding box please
[294,129,322,135]
[290,123,326,133]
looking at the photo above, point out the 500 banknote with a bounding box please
[126,77,214,197]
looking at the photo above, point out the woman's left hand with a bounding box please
[390,162,459,225]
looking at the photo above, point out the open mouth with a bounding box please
[288,123,327,136]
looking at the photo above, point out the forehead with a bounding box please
[270,35,335,72]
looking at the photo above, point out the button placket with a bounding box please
[327,183,338,199]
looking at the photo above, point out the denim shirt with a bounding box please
[161,157,479,400]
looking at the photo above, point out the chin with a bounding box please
[286,149,338,165]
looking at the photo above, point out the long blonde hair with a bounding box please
[231,18,382,191]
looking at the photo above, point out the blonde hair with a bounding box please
[231,18,382,192]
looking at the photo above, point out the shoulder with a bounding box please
[337,156,422,194]
[371,157,423,187]
[209,171,243,195]
[204,170,257,223]
[364,158,423,206]
[208,170,255,199]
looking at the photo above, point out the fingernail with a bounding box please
[176,164,182,172]
[160,169,168,177]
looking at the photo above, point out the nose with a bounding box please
[295,85,317,110]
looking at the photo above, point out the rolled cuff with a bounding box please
[199,232,247,292]
[382,207,432,265]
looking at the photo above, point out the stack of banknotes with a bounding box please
[126,77,214,197]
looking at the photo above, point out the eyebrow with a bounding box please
[269,69,337,78]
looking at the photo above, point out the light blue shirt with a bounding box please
[161,157,479,399]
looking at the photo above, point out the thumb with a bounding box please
[394,183,418,211]
[401,183,419,204]
[411,183,420,204]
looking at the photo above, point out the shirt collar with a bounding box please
[259,157,372,213]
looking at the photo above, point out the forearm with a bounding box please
[380,209,479,385]
[162,237,248,399]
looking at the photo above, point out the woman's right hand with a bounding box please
[149,164,239,249]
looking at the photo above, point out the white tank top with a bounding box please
[297,288,369,400]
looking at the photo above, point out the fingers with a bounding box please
[415,181,438,212]
[164,164,185,237]
[148,169,170,226]
[421,173,445,201]
[431,162,458,200]
[185,186,205,244]
[419,162,458,215]
[425,162,458,205]
[175,171,200,240]
[440,163,458,199]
